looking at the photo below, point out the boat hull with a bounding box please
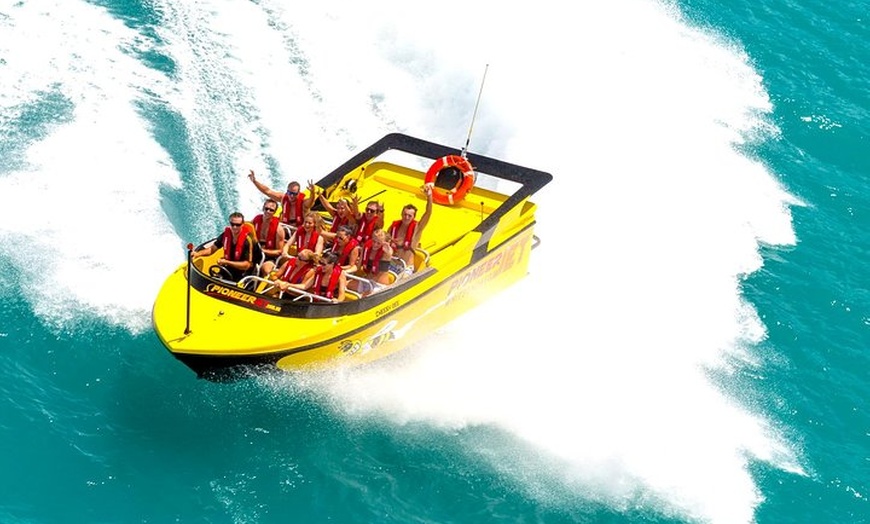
[151,133,551,380]
[153,225,536,380]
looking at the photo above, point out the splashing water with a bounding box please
[0,1,804,522]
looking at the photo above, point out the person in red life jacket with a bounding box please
[270,249,317,296]
[247,170,312,228]
[330,225,361,274]
[192,212,255,281]
[351,196,384,244]
[358,228,394,286]
[308,180,358,244]
[282,211,325,261]
[286,251,347,302]
[388,184,434,276]
[251,199,286,276]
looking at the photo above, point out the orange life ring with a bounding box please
[424,155,475,205]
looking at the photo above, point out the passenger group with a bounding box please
[192,169,434,302]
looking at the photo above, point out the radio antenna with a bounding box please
[461,64,489,159]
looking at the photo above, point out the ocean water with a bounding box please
[0,1,866,523]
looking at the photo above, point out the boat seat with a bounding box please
[412,247,430,273]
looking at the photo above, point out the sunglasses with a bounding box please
[287,191,298,196]
[230,222,243,228]
[264,207,277,212]
[366,208,378,214]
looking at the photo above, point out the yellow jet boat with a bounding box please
[152,133,552,380]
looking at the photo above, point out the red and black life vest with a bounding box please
[314,265,343,299]
[329,212,350,233]
[336,238,359,267]
[295,229,321,252]
[354,214,378,243]
[280,193,306,227]
[388,219,417,250]
[279,258,313,284]
[221,226,252,262]
[361,239,386,274]
[252,214,280,249]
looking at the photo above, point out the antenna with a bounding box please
[461,64,489,159]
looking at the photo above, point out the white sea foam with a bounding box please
[271,2,804,524]
[0,0,182,333]
[1,0,803,522]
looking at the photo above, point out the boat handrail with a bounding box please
[238,275,277,294]
[345,272,376,296]
[283,288,336,303]
[236,275,336,303]
[390,256,406,275]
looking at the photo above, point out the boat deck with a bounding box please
[325,160,509,256]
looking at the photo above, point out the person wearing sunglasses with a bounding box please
[352,196,384,244]
[284,251,347,302]
[248,169,313,228]
[308,180,357,244]
[251,199,286,276]
[270,249,318,296]
[192,212,255,281]
[387,184,433,275]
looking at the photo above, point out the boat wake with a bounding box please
[261,3,806,524]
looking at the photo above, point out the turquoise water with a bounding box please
[0,1,866,523]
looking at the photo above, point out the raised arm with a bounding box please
[311,179,337,215]
[350,194,362,220]
[248,170,284,201]
[416,185,434,235]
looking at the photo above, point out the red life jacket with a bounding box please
[221,226,251,261]
[336,238,359,266]
[295,229,320,252]
[330,212,349,233]
[354,214,378,243]
[361,239,386,274]
[280,193,306,227]
[279,258,313,284]
[252,214,280,249]
[314,265,343,299]
[388,219,417,250]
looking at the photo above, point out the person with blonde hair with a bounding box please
[308,180,357,243]
[271,248,316,288]
[283,211,325,261]
[285,251,347,302]
[359,229,394,286]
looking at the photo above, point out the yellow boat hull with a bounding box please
[152,134,551,380]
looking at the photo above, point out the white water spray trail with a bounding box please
[0,0,181,332]
[277,2,804,524]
